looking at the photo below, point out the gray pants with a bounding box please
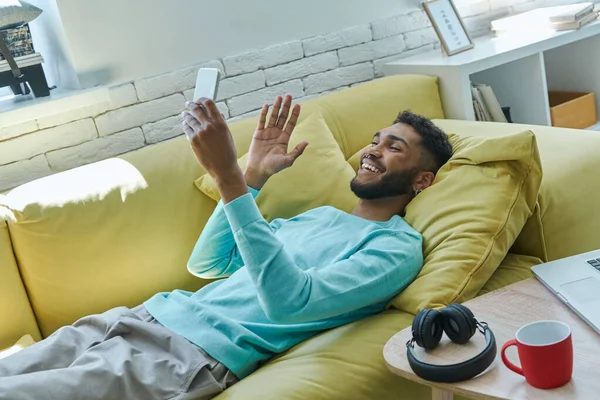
[0,305,238,400]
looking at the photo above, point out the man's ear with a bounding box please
[414,171,435,191]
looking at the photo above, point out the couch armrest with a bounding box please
[0,206,41,348]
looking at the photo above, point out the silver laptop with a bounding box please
[532,249,600,334]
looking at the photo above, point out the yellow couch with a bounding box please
[1,75,600,399]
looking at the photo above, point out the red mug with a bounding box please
[501,320,573,389]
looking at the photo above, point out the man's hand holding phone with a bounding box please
[182,66,308,201]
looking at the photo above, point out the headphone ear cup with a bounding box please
[440,304,477,345]
[412,309,443,349]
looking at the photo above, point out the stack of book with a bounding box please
[0,24,35,61]
[492,3,598,35]
[471,84,507,123]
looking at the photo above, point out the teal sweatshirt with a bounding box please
[144,188,423,379]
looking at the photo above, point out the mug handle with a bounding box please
[501,339,523,375]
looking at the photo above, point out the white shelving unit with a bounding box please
[383,19,600,129]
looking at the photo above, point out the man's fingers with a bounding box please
[257,104,269,130]
[287,141,309,162]
[276,94,292,129]
[267,96,282,128]
[197,98,222,121]
[182,121,195,141]
[185,101,209,123]
[284,104,301,135]
[182,112,203,131]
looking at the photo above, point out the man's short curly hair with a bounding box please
[394,111,453,173]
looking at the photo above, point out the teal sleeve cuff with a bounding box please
[216,186,260,208]
[248,186,261,198]
[224,192,264,233]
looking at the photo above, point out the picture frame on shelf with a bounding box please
[422,0,474,56]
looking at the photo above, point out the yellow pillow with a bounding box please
[195,114,359,221]
[477,253,541,296]
[390,130,542,313]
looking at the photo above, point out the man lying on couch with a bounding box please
[0,95,452,400]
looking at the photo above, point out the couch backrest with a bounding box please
[3,75,444,337]
[0,207,41,348]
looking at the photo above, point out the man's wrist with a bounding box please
[215,167,249,204]
[244,167,270,191]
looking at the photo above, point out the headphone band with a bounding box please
[406,321,497,383]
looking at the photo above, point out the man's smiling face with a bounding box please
[351,123,427,200]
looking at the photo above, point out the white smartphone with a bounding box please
[193,68,221,102]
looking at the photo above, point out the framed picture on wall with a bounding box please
[422,0,474,56]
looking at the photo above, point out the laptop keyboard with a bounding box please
[587,258,600,271]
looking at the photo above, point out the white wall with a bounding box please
[50,0,419,88]
[27,0,78,89]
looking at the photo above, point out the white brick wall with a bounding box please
[454,0,490,18]
[47,128,145,172]
[265,52,339,86]
[142,116,183,144]
[371,11,430,40]
[0,119,97,165]
[135,60,224,102]
[404,28,439,50]
[338,35,406,67]
[36,102,109,130]
[303,63,375,95]
[95,94,186,136]
[217,71,266,101]
[108,84,139,110]
[0,155,52,191]
[373,44,435,77]
[302,25,372,56]
[141,103,231,144]
[223,41,304,76]
[0,0,586,191]
[227,79,305,116]
[0,120,38,141]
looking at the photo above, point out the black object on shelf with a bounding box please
[501,107,513,123]
[0,25,50,98]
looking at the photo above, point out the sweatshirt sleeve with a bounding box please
[224,194,423,323]
[187,187,266,279]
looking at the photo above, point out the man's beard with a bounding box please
[350,167,419,200]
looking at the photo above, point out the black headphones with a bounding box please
[406,303,497,383]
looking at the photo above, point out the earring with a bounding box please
[414,188,422,196]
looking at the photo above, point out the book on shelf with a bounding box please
[0,24,35,61]
[471,84,507,123]
[473,100,484,122]
[471,86,491,121]
[475,84,508,123]
[553,11,598,31]
[549,3,595,23]
[491,3,597,34]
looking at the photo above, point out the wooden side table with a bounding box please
[383,278,600,400]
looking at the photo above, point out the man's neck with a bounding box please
[351,195,412,222]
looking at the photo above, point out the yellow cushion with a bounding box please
[215,310,431,400]
[0,334,36,360]
[4,138,219,337]
[308,75,445,159]
[433,119,600,262]
[195,113,359,220]
[0,207,41,348]
[478,253,542,296]
[390,130,543,313]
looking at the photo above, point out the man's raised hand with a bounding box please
[245,95,308,190]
